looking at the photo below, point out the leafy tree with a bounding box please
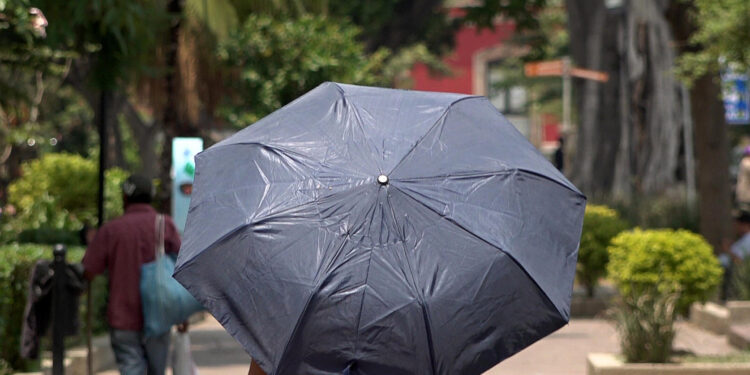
[37,0,167,90]
[678,0,750,79]
[0,0,81,208]
[217,14,389,127]
[328,0,548,55]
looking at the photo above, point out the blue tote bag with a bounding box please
[140,214,203,337]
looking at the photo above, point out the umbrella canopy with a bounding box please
[174,82,586,375]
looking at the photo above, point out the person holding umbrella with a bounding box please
[249,360,266,375]
[175,83,585,375]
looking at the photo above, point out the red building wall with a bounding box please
[410,22,515,95]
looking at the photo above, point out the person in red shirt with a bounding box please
[83,175,183,375]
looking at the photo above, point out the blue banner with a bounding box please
[723,71,750,125]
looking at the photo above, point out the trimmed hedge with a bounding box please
[0,244,108,373]
[577,205,629,297]
[607,228,723,314]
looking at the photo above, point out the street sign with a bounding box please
[172,137,203,234]
[524,60,564,77]
[571,68,609,82]
[723,71,750,125]
[524,60,608,82]
[524,57,608,138]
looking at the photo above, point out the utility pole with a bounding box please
[51,244,67,375]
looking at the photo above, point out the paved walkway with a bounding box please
[98,316,737,375]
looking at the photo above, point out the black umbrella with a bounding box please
[174,82,586,375]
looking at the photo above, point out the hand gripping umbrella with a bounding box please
[174,82,586,375]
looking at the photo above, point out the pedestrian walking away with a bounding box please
[737,146,750,208]
[82,175,184,375]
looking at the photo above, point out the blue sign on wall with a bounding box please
[172,137,203,234]
[723,71,750,125]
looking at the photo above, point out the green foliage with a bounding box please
[577,205,628,297]
[67,247,109,338]
[461,0,548,33]
[36,0,169,89]
[0,0,74,161]
[0,0,60,68]
[217,14,390,127]
[329,0,547,55]
[227,0,330,21]
[328,0,456,54]
[185,0,240,42]
[731,257,750,301]
[382,43,451,88]
[610,288,678,363]
[0,243,44,371]
[6,153,127,233]
[0,359,10,375]
[606,194,699,233]
[607,229,723,314]
[489,0,568,123]
[17,227,81,246]
[677,0,750,81]
[0,243,108,372]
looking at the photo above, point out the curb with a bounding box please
[13,312,206,375]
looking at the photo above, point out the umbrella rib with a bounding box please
[343,94,387,174]
[276,235,362,373]
[348,186,385,363]
[390,184,566,322]
[388,96,481,177]
[383,189,439,375]
[273,286,320,374]
[237,142,374,179]
[175,202,315,272]
[395,168,586,197]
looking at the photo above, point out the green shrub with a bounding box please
[607,228,723,314]
[0,243,108,372]
[611,288,678,363]
[577,205,628,297]
[6,153,127,235]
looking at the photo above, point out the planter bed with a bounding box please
[588,353,750,375]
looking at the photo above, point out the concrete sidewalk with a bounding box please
[97,316,737,375]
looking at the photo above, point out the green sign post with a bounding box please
[172,137,203,233]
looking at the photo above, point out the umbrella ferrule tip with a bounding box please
[377,174,389,185]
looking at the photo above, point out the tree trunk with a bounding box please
[665,2,731,251]
[106,95,125,169]
[122,102,159,179]
[691,75,731,250]
[565,0,683,198]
